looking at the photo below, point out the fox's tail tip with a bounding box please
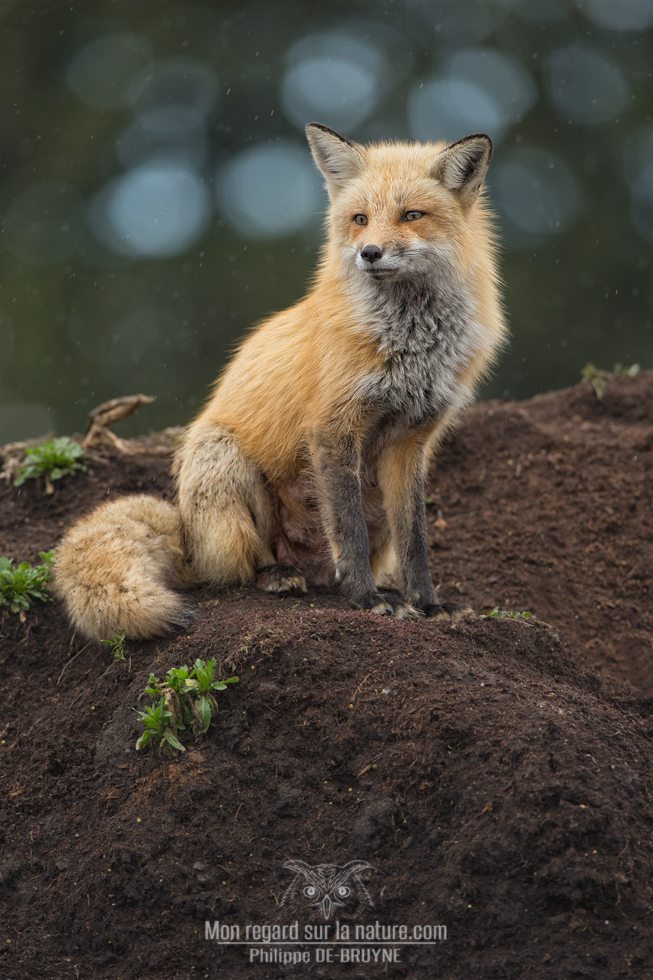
[168,602,198,632]
[57,583,196,644]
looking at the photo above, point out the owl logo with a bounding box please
[280,860,375,920]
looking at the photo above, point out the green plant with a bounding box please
[135,658,238,754]
[14,437,87,489]
[0,551,55,616]
[101,630,127,662]
[581,362,640,400]
[135,702,186,754]
[482,607,533,621]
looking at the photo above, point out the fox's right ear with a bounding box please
[306,123,365,198]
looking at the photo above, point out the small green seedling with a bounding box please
[581,363,607,400]
[0,551,54,617]
[483,607,534,621]
[185,657,239,734]
[101,630,127,662]
[581,362,640,401]
[135,702,186,754]
[14,436,86,490]
[135,657,238,754]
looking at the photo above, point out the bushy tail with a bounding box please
[54,495,197,642]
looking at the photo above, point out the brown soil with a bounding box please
[0,373,651,980]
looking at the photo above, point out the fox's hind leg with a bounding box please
[176,423,276,587]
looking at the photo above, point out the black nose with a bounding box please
[360,244,383,264]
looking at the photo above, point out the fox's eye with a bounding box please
[403,210,424,222]
[353,214,368,225]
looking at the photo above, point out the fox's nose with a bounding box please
[360,244,383,264]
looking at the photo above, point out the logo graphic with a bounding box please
[280,860,375,920]
[205,860,447,965]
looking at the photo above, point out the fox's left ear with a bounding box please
[432,134,493,204]
[306,122,365,198]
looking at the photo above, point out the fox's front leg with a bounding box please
[379,437,474,621]
[378,437,439,614]
[310,435,418,618]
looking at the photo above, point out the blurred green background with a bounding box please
[1,0,652,443]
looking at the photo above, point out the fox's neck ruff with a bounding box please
[355,271,473,355]
[345,257,489,422]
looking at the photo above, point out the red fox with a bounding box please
[54,124,507,641]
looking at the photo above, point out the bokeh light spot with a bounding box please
[408,78,505,143]
[580,0,653,31]
[493,147,583,245]
[127,57,220,130]
[89,161,211,258]
[545,44,629,124]
[216,142,322,239]
[282,55,379,132]
[65,34,153,110]
[445,48,537,125]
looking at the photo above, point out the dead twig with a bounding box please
[83,394,156,453]
[57,641,91,685]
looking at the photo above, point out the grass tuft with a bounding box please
[0,551,55,615]
[581,362,640,401]
[14,436,87,489]
[101,630,127,662]
[483,607,534,622]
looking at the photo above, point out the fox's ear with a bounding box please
[306,123,365,198]
[432,134,492,203]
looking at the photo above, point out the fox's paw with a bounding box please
[421,601,475,623]
[356,591,423,620]
[256,563,307,596]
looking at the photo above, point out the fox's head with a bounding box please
[306,122,493,284]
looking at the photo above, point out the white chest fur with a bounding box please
[352,270,486,428]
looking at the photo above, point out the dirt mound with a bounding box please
[1,373,652,979]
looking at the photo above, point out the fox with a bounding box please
[54,123,507,642]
